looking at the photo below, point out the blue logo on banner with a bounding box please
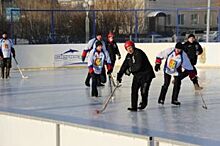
[54,48,86,66]
[62,49,78,55]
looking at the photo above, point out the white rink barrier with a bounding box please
[14,43,220,69]
[0,112,198,146]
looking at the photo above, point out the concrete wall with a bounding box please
[13,43,220,70]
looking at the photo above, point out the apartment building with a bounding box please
[144,0,220,34]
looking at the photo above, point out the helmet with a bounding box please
[107,32,114,38]
[96,40,103,47]
[175,42,183,50]
[96,31,102,36]
[2,31,7,35]
[188,34,195,39]
[124,40,135,49]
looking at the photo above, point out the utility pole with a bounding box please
[206,0,211,42]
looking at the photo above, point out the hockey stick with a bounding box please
[198,90,207,109]
[96,83,120,114]
[109,74,116,87]
[108,74,113,93]
[13,57,28,79]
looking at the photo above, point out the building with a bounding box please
[58,0,84,8]
[144,0,220,37]
[88,0,220,39]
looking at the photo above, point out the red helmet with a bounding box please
[124,40,135,49]
[107,32,114,38]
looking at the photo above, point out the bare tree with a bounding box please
[94,0,145,38]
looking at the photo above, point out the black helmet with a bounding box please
[175,42,183,49]
[96,41,103,47]
[188,34,195,39]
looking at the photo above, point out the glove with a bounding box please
[107,69,112,75]
[89,67,94,74]
[81,50,87,62]
[107,64,112,75]
[117,74,122,83]
[125,67,131,76]
[82,56,86,62]
[154,64,161,72]
[117,77,122,83]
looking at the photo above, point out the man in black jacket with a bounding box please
[106,32,121,70]
[117,40,155,111]
[182,34,203,90]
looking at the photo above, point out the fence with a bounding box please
[8,7,220,44]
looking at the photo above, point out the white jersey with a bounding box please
[0,39,13,58]
[84,38,111,64]
[156,47,193,76]
[88,49,110,75]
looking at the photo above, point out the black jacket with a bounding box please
[106,41,121,62]
[118,48,155,81]
[183,41,203,65]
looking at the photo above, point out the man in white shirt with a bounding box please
[0,32,15,79]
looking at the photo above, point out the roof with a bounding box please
[147,11,166,17]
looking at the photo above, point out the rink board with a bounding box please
[0,67,220,146]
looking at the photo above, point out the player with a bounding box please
[0,32,15,79]
[88,41,112,97]
[116,40,155,111]
[155,42,197,105]
[82,32,111,87]
[182,34,203,90]
[106,32,121,70]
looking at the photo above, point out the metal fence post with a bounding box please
[218,9,220,42]
[10,9,14,42]
[149,137,154,146]
[135,10,138,42]
[50,10,55,43]
[175,8,179,42]
[56,124,60,146]
[92,10,96,38]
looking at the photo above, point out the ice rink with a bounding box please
[0,67,220,146]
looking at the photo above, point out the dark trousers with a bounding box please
[180,66,199,85]
[111,59,116,70]
[91,73,101,97]
[85,67,106,85]
[158,73,182,102]
[131,76,152,108]
[0,58,11,79]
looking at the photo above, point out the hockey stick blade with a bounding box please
[202,105,208,109]
[22,76,29,79]
[13,57,28,79]
[198,91,208,110]
[96,84,120,114]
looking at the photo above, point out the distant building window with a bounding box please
[178,14,184,25]
[166,14,171,25]
[191,14,198,25]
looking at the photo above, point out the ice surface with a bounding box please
[0,67,220,145]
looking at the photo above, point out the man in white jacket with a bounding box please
[0,32,15,79]
[155,42,196,105]
[88,41,112,97]
[81,32,111,87]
